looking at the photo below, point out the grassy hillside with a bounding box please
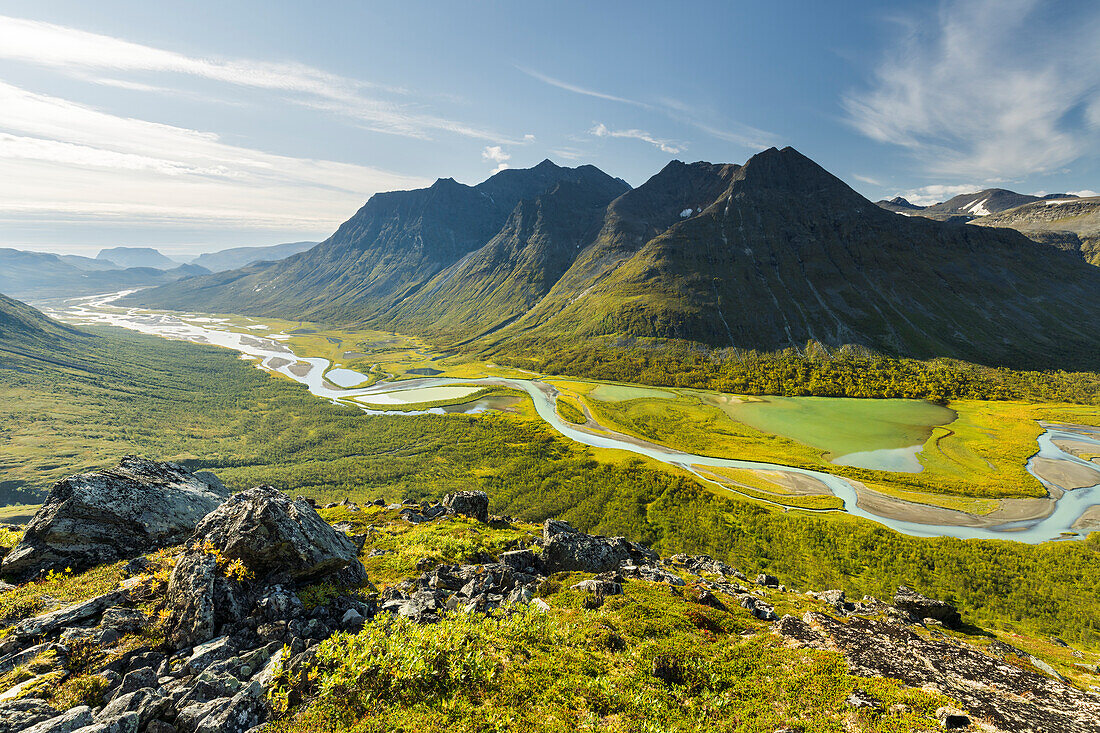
[3,317,1100,646]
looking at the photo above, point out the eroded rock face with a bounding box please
[777,612,1100,733]
[442,491,489,523]
[893,585,962,628]
[191,486,366,584]
[540,519,655,573]
[163,486,368,648]
[1,457,229,579]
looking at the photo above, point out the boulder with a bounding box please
[190,486,366,584]
[893,586,962,628]
[0,699,58,733]
[540,520,643,574]
[2,457,229,579]
[442,491,489,523]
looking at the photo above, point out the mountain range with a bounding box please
[126,148,1100,370]
[971,196,1100,267]
[0,241,321,301]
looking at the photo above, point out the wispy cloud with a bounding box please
[851,173,883,186]
[844,0,1100,179]
[1069,189,1099,198]
[590,123,682,154]
[0,81,430,229]
[515,65,649,108]
[0,14,515,143]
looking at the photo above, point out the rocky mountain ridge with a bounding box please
[128,149,1100,370]
[0,458,1097,732]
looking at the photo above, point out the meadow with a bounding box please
[3,323,1100,647]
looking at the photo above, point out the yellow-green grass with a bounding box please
[581,392,1097,500]
[0,505,39,525]
[0,563,125,631]
[556,396,586,424]
[272,516,959,733]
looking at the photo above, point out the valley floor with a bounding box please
[42,293,1100,542]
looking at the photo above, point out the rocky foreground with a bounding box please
[0,458,1096,732]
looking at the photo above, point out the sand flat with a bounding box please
[1030,457,1100,490]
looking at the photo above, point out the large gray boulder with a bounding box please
[164,486,367,648]
[2,457,229,579]
[442,491,489,523]
[190,486,365,584]
[540,519,653,574]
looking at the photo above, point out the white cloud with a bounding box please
[482,145,511,173]
[851,173,883,186]
[892,183,982,206]
[590,123,682,155]
[515,66,649,108]
[0,81,430,230]
[0,14,515,143]
[1069,189,1099,198]
[844,0,1100,179]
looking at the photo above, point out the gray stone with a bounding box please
[10,592,124,639]
[442,491,489,523]
[23,705,93,733]
[540,520,634,574]
[2,457,229,578]
[0,698,58,733]
[163,554,246,649]
[189,486,366,584]
[893,586,962,628]
[755,573,779,587]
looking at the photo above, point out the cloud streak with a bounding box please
[0,14,515,143]
[844,0,1100,179]
[0,81,431,230]
[590,123,682,154]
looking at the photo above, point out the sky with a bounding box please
[0,0,1097,257]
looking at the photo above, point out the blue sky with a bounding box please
[0,0,1097,256]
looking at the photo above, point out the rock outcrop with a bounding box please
[163,486,368,648]
[777,612,1100,733]
[442,490,489,523]
[2,457,230,579]
[540,519,656,573]
[893,585,962,628]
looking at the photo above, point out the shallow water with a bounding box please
[55,292,1100,544]
[831,445,925,473]
[325,368,369,387]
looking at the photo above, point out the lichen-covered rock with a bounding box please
[540,519,650,573]
[2,457,229,579]
[777,612,1100,733]
[190,486,365,584]
[893,586,962,628]
[442,491,489,523]
[163,553,247,649]
[0,699,58,733]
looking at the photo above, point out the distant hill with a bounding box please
[128,149,1100,370]
[0,248,210,301]
[0,291,71,343]
[971,196,1100,266]
[97,246,180,269]
[875,196,925,215]
[189,241,319,272]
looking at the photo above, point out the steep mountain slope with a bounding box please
[96,246,180,269]
[494,148,1100,369]
[189,241,319,272]
[971,196,1100,266]
[131,149,1100,370]
[371,173,629,340]
[0,292,70,344]
[129,161,623,320]
[0,249,209,301]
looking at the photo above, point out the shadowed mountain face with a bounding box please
[133,160,629,321]
[130,149,1100,370]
